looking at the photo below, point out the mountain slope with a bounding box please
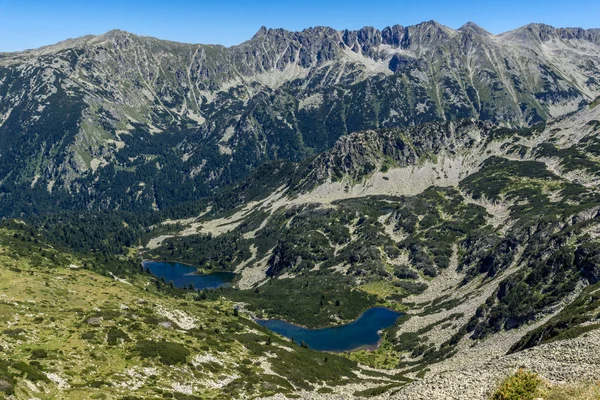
[140,98,600,398]
[1,22,600,215]
[1,221,410,399]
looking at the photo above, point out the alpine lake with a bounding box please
[145,260,402,352]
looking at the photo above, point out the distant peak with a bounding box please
[524,22,555,30]
[406,20,457,41]
[253,26,269,37]
[410,20,456,35]
[102,29,132,38]
[458,22,490,35]
[500,23,600,43]
[417,20,444,28]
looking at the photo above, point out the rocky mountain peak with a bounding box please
[412,19,455,33]
[92,29,140,47]
[341,26,384,54]
[501,23,600,44]
[251,25,269,39]
[522,23,567,41]
[400,20,458,49]
[101,29,132,38]
[381,24,406,47]
[458,21,490,35]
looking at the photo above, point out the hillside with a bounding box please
[0,222,414,399]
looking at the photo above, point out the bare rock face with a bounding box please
[301,119,494,187]
[0,379,13,394]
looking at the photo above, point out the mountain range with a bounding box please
[1,21,600,214]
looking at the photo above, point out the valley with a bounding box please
[1,19,600,399]
[136,96,600,397]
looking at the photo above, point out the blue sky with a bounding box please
[1,0,599,52]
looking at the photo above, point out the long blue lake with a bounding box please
[143,260,236,290]
[257,307,402,352]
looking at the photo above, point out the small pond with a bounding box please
[256,306,402,352]
[143,260,236,290]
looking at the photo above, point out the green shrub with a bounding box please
[317,387,334,394]
[354,383,403,397]
[492,369,542,400]
[30,349,48,359]
[81,331,97,341]
[133,340,190,365]
[106,327,130,346]
[0,360,15,395]
[11,361,50,383]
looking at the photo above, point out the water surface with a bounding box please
[257,307,402,352]
[143,260,235,290]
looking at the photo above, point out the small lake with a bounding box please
[256,307,402,352]
[143,260,236,290]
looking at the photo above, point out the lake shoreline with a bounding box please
[255,306,403,353]
[253,305,402,330]
[141,259,234,277]
[143,260,236,291]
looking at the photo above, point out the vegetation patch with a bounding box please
[133,340,190,365]
[510,281,600,353]
[491,369,542,400]
[210,275,377,328]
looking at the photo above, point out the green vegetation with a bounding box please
[459,156,558,202]
[181,188,487,328]
[490,370,600,400]
[0,223,401,399]
[150,231,251,273]
[391,187,488,276]
[0,360,16,395]
[349,340,403,369]
[535,143,599,174]
[133,340,190,365]
[491,369,542,400]
[10,362,50,384]
[510,281,600,353]
[544,381,600,400]
[208,275,378,328]
[457,155,600,339]
[354,382,406,397]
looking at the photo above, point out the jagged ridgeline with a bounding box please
[1,22,600,214]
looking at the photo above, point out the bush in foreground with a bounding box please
[491,369,600,400]
[492,369,542,400]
